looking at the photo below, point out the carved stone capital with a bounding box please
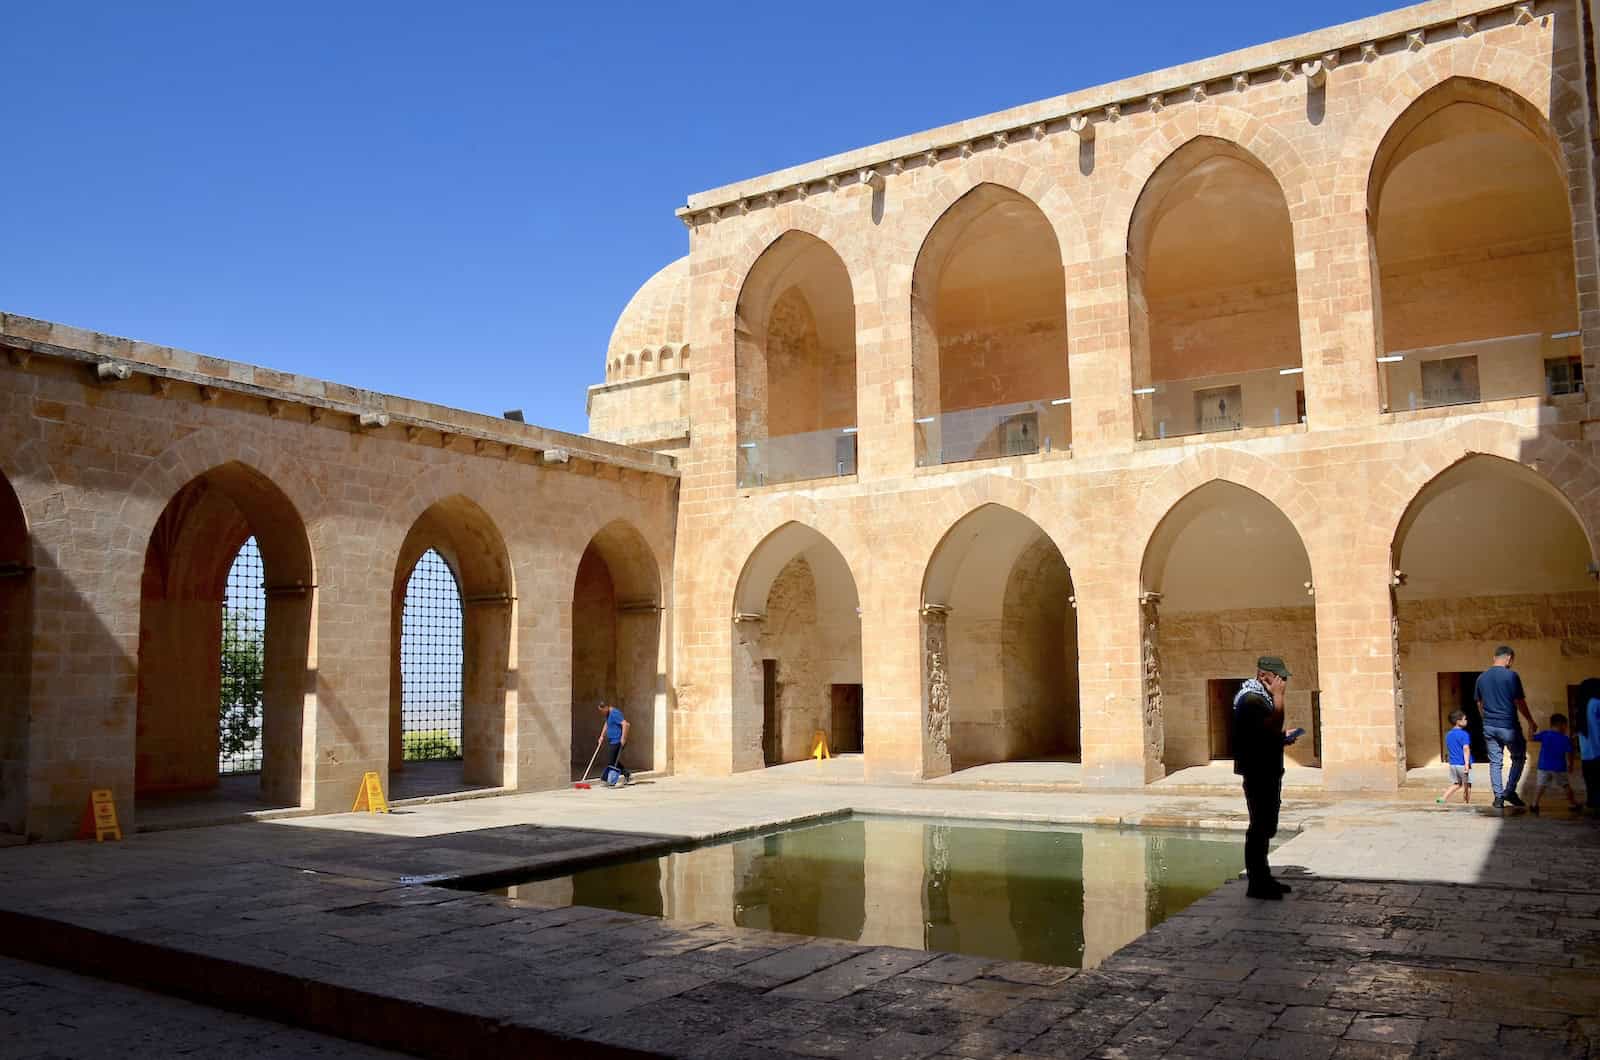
[1361,41,1379,61]
[1189,83,1207,103]
[1457,16,1475,36]
[1069,114,1094,140]
[1407,30,1425,51]
[1147,93,1164,112]
[1233,73,1250,92]
[1301,59,1327,87]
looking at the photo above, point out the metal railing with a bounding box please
[1133,363,1305,441]
[914,398,1072,467]
[736,426,858,487]
[1378,329,1582,413]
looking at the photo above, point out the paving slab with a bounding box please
[0,772,1594,1058]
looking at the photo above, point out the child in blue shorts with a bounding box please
[1530,713,1578,815]
[1437,710,1473,805]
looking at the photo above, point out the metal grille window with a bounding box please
[401,548,464,761]
[219,537,265,775]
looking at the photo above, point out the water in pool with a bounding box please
[491,816,1243,967]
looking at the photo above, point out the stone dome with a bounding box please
[605,256,690,381]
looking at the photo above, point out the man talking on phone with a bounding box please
[1233,655,1303,900]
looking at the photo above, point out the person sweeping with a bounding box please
[595,701,632,787]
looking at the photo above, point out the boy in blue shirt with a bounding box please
[594,702,632,786]
[1530,713,1578,815]
[1437,710,1473,805]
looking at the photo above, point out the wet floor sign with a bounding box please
[351,771,389,813]
[86,789,121,841]
[811,730,831,760]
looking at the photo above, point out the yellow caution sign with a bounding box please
[351,771,389,813]
[810,730,831,760]
[89,789,121,842]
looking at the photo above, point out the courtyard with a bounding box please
[2,771,1597,1059]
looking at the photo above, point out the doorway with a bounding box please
[830,683,863,754]
[1437,672,1488,762]
[1206,679,1245,760]
[762,659,779,766]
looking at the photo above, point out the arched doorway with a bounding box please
[735,232,857,486]
[571,520,665,779]
[921,505,1077,775]
[911,184,1070,465]
[1370,79,1581,411]
[731,524,862,770]
[0,471,31,836]
[390,496,515,798]
[1128,138,1304,439]
[1393,455,1597,772]
[135,463,314,817]
[1141,481,1318,778]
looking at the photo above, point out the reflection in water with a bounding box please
[498,816,1244,968]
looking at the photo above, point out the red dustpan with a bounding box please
[574,743,601,790]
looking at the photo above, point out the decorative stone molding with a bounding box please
[358,412,391,430]
[199,385,219,403]
[674,2,1543,226]
[1069,114,1094,140]
[94,361,133,382]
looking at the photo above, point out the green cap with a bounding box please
[1257,655,1292,679]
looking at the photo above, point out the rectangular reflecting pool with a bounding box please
[476,816,1246,968]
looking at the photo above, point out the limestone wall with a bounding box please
[663,0,1600,792]
[1398,590,1600,765]
[0,322,677,840]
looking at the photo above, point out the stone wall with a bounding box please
[1398,590,1600,765]
[0,315,677,840]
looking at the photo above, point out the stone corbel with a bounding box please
[1146,93,1164,113]
[992,131,1008,149]
[825,175,840,192]
[676,210,696,229]
[890,158,905,175]
[7,349,30,369]
[473,438,489,454]
[958,141,974,158]
[707,206,721,221]
[1301,59,1327,87]
[199,385,220,403]
[1361,41,1379,61]
[1457,16,1475,36]
[1277,62,1296,82]
[923,150,939,168]
[438,430,453,448]
[1105,103,1121,122]
[1513,4,1534,24]
[308,406,325,423]
[357,411,390,430]
[1322,50,1340,70]
[1188,83,1206,103]
[542,448,570,465]
[405,425,422,442]
[857,168,882,191]
[266,399,284,418]
[1069,114,1094,140]
[1030,123,1047,140]
[763,191,779,209]
[1406,30,1425,52]
[95,360,133,382]
[1233,73,1250,93]
[150,376,171,397]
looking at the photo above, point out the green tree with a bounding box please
[219,607,264,763]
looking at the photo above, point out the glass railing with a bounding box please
[914,398,1071,467]
[1378,329,1582,413]
[1133,364,1305,441]
[736,426,858,487]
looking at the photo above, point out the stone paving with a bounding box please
[0,956,405,1058]
[0,775,1595,1058]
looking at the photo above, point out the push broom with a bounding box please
[574,742,602,790]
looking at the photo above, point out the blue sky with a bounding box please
[4,1,1393,435]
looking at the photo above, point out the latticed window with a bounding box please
[219,537,265,775]
[401,548,464,761]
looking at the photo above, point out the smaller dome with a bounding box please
[607,257,689,373]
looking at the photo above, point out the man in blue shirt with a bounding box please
[595,702,632,786]
[1474,645,1538,809]
[1576,677,1600,815]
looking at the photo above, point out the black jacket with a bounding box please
[1232,689,1285,778]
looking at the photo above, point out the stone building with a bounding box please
[4,0,1600,842]
[589,0,1600,792]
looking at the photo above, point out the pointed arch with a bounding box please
[911,183,1070,465]
[571,519,666,775]
[135,461,315,809]
[0,470,31,835]
[1367,77,1580,412]
[731,521,862,770]
[1139,479,1318,776]
[920,503,1079,775]
[1127,136,1304,439]
[390,494,515,794]
[734,231,858,487]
